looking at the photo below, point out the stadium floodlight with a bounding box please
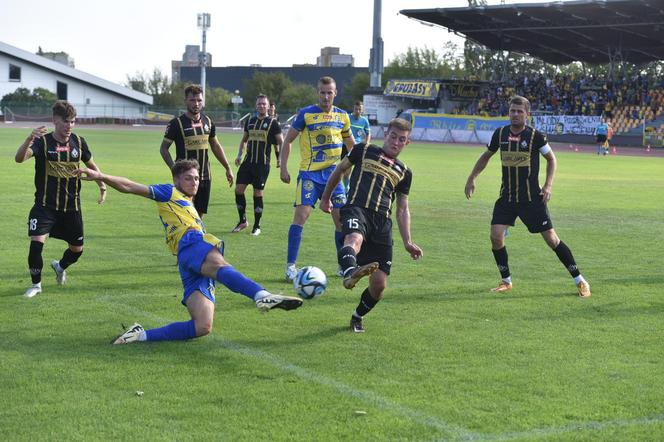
[369,0,383,88]
[197,13,211,98]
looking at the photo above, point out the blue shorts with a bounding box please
[295,172,346,208]
[177,230,222,305]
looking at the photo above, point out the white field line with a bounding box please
[101,298,664,441]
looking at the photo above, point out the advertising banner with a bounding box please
[384,80,440,100]
[412,113,509,131]
[532,115,601,135]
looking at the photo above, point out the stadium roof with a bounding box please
[401,0,664,65]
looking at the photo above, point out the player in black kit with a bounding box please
[232,94,283,236]
[160,84,234,218]
[15,100,106,298]
[320,118,423,332]
[465,95,591,298]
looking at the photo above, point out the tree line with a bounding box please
[4,43,664,113]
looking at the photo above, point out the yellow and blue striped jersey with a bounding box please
[292,105,351,172]
[149,184,221,255]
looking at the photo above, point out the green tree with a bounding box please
[279,83,318,114]
[32,87,57,103]
[155,81,187,108]
[242,71,293,105]
[204,87,233,109]
[1,87,57,108]
[346,72,370,102]
[125,68,172,104]
[125,72,147,94]
[384,45,465,82]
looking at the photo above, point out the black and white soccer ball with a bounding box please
[293,266,327,299]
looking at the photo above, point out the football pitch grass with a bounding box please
[1,125,663,441]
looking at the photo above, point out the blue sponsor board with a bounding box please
[412,113,509,131]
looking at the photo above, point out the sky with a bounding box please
[0,0,553,86]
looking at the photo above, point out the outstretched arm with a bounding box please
[76,168,151,198]
[464,149,496,199]
[396,193,423,260]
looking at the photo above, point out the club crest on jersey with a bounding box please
[521,140,528,149]
[263,122,268,128]
[71,148,79,158]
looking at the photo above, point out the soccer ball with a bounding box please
[293,266,327,299]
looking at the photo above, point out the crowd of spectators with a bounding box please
[452,73,664,120]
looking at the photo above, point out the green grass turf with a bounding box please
[1,125,663,441]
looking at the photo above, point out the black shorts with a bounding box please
[341,205,393,274]
[491,197,553,233]
[596,134,607,143]
[194,179,211,215]
[28,205,84,246]
[236,162,270,190]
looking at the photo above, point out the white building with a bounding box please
[1,41,152,119]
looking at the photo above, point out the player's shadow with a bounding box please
[230,324,349,348]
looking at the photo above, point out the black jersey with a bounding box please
[346,143,412,217]
[164,114,216,181]
[31,132,92,212]
[488,125,548,203]
[242,115,281,165]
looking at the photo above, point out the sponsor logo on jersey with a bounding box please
[501,151,531,167]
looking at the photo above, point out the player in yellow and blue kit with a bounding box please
[76,159,302,345]
[279,76,355,280]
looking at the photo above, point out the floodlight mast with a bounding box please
[369,0,384,88]
[198,13,211,98]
